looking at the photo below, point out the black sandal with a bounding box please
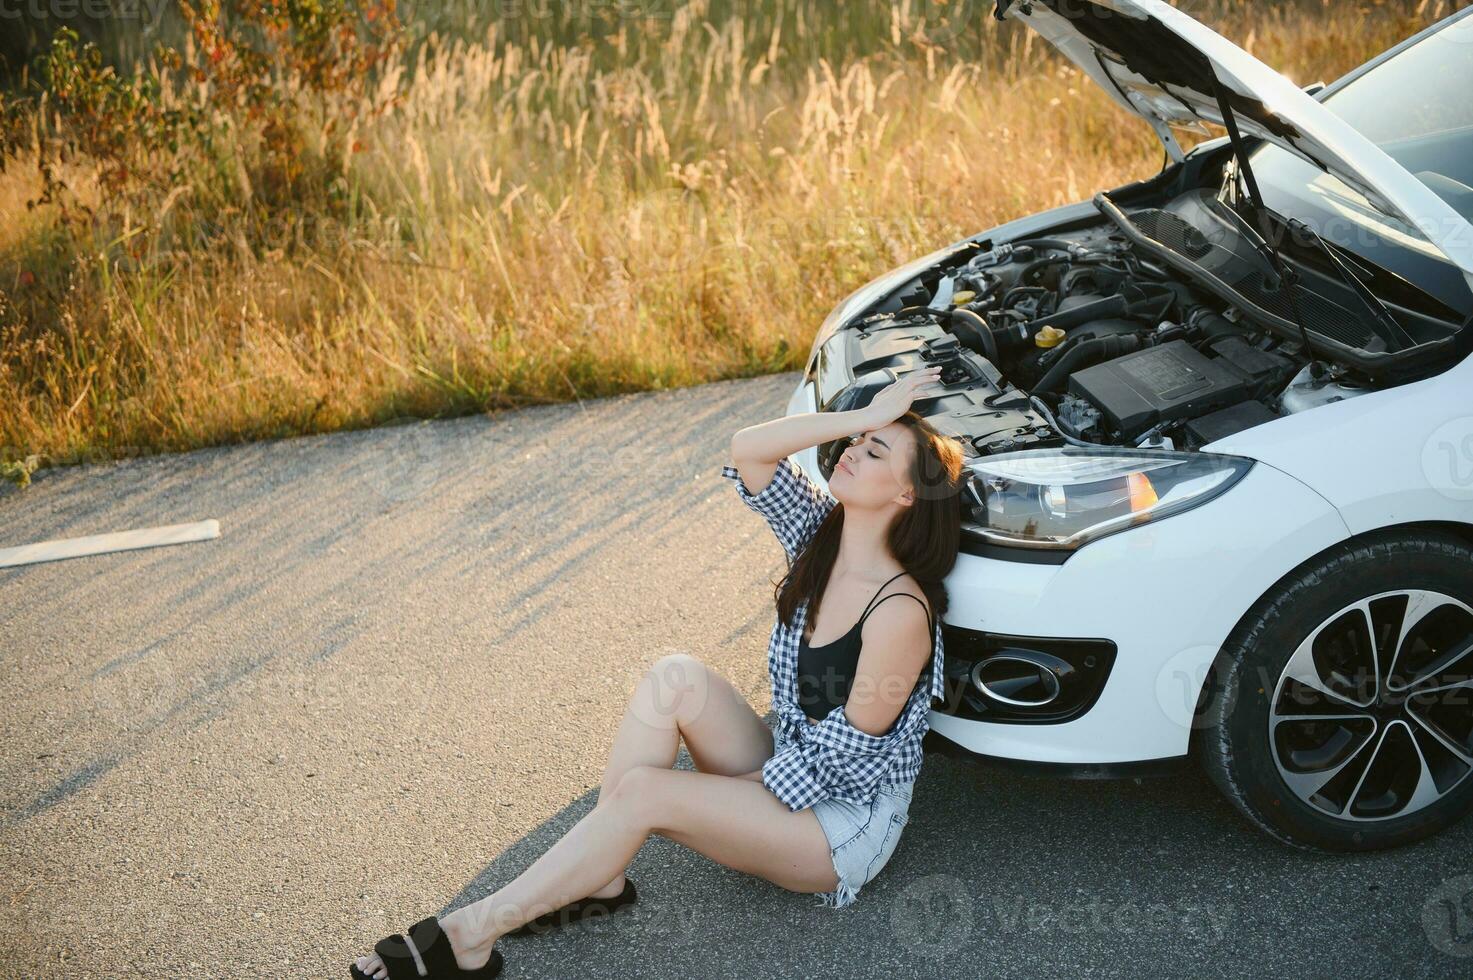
[348,916,503,980]
[508,878,638,936]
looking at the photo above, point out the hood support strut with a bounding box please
[1209,74,1328,379]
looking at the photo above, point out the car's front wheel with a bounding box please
[1198,528,1473,851]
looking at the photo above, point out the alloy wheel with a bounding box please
[1268,589,1473,821]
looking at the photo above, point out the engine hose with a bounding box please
[1008,238,1081,253]
[1036,331,1084,370]
[894,305,948,318]
[1124,293,1174,323]
[1019,293,1129,336]
[1032,333,1145,395]
[1061,265,1128,297]
[947,307,1000,363]
[1001,285,1050,308]
[1017,255,1073,287]
[1186,308,1241,341]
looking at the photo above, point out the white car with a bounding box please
[786,0,1473,850]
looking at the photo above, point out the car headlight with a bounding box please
[806,239,978,373]
[963,447,1254,551]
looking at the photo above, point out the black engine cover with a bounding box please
[1067,339,1253,440]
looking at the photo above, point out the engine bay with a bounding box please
[809,195,1425,472]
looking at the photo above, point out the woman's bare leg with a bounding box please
[352,655,788,978]
[586,652,775,897]
[354,765,836,978]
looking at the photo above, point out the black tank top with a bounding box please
[796,571,932,722]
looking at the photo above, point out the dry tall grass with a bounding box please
[1,0,1465,472]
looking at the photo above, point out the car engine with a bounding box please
[811,217,1380,472]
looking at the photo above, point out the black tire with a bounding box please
[1197,527,1473,852]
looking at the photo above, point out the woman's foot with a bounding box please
[353,876,630,975]
[352,911,496,980]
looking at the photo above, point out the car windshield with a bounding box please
[1246,13,1473,309]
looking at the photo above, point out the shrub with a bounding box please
[0,1,406,233]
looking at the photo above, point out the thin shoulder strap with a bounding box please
[859,592,934,637]
[860,571,911,620]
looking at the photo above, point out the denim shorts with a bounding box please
[809,778,914,908]
[774,726,914,909]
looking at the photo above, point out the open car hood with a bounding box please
[996,0,1473,293]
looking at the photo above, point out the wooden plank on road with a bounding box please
[0,518,221,568]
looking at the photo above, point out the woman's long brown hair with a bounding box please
[774,411,966,635]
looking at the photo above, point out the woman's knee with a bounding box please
[648,651,705,678]
[608,765,665,821]
[638,652,710,727]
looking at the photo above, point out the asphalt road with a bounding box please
[2,372,1469,978]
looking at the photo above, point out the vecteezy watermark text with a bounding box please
[0,0,170,22]
[888,873,1233,957]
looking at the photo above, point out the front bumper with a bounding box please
[918,728,1194,779]
[927,459,1351,764]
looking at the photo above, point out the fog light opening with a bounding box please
[972,654,1064,707]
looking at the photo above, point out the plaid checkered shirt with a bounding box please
[721,455,946,812]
